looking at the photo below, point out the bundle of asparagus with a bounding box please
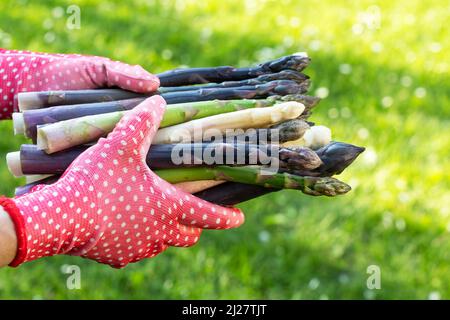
[8,53,364,206]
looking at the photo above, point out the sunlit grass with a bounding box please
[0,0,448,299]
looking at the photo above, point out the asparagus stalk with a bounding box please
[18,78,307,111]
[159,99,278,128]
[154,166,351,196]
[16,98,144,140]
[36,102,305,153]
[18,89,143,111]
[36,111,124,153]
[154,102,305,144]
[160,80,308,104]
[157,54,311,86]
[206,119,310,145]
[158,70,309,93]
[16,97,294,140]
[193,142,365,205]
[194,182,275,206]
[11,143,321,176]
[14,141,363,201]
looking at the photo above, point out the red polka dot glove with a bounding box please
[0,48,160,119]
[0,96,244,268]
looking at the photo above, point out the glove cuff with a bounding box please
[0,197,27,267]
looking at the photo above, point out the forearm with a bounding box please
[0,206,17,267]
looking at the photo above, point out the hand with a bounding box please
[0,48,160,119]
[2,96,244,268]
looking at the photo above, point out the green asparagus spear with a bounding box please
[154,166,351,197]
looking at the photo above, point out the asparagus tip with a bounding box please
[303,126,332,149]
[307,177,352,196]
[272,101,305,122]
[6,151,23,177]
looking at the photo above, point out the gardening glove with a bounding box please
[0,48,159,119]
[0,96,244,268]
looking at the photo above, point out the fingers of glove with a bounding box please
[157,179,245,230]
[169,224,203,248]
[102,95,166,160]
[182,200,245,230]
[100,59,160,93]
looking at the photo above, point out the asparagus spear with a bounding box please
[153,101,304,144]
[16,98,144,140]
[194,182,275,206]
[18,89,143,111]
[14,141,363,201]
[193,142,366,205]
[18,78,307,111]
[11,143,321,176]
[154,166,351,196]
[160,80,308,104]
[157,54,311,86]
[15,97,297,141]
[36,101,305,153]
[206,119,310,145]
[286,142,366,176]
[158,70,309,93]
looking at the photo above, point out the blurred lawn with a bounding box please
[0,0,449,299]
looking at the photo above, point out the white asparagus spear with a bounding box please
[6,151,22,177]
[153,101,305,144]
[282,125,332,149]
[12,113,26,135]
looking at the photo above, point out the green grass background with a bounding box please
[0,0,449,299]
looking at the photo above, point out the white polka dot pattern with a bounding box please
[0,48,160,119]
[12,96,244,268]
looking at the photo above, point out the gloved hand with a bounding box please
[0,96,244,268]
[0,48,159,119]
